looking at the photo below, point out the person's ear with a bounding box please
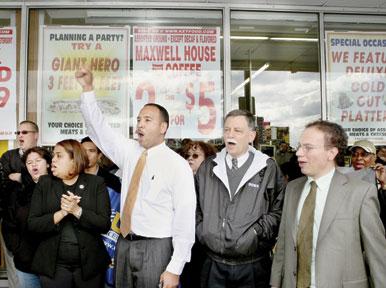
[160,122,168,135]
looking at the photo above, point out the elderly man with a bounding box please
[271,121,386,288]
[350,139,376,171]
[349,139,386,228]
[196,109,286,288]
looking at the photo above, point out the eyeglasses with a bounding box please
[296,144,324,153]
[351,151,372,158]
[184,153,200,160]
[15,130,36,135]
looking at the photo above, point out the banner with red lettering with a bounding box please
[0,27,16,140]
[133,26,222,139]
[326,31,386,144]
[38,26,129,145]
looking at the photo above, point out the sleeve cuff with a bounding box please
[81,91,97,103]
[166,258,185,275]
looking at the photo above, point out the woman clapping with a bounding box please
[28,139,110,288]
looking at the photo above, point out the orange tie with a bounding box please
[120,150,147,237]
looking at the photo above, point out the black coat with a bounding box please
[0,148,24,220]
[28,173,111,280]
[1,171,39,272]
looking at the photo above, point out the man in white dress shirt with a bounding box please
[75,68,196,288]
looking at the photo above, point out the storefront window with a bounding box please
[324,14,386,146]
[0,10,20,144]
[27,9,223,146]
[230,11,320,151]
[0,8,21,278]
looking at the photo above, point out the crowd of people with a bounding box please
[0,67,385,288]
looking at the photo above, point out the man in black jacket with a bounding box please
[81,136,121,193]
[195,110,286,288]
[0,120,39,288]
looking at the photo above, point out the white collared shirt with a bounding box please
[296,168,335,287]
[80,91,196,275]
[225,151,249,169]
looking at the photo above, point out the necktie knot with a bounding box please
[310,180,317,191]
[231,158,238,170]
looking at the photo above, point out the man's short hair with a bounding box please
[81,136,101,153]
[306,120,347,166]
[19,120,39,132]
[144,103,169,129]
[225,110,256,130]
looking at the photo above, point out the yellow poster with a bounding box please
[0,140,9,157]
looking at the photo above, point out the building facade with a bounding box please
[1,0,386,152]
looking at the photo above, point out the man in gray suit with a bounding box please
[271,120,386,288]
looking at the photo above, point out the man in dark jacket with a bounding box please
[81,136,121,286]
[0,120,39,288]
[195,109,286,288]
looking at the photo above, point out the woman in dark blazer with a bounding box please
[28,139,111,288]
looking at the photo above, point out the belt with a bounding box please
[124,233,153,241]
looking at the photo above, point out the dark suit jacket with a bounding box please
[97,167,121,193]
[271,170,386,288]
[28,173,111,280]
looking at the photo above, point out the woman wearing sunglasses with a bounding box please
[28,139,111,288]
[182,141,217,175]
[180,140,216,288]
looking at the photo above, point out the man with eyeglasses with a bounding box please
[195,109,286,288]
[2,121,39,182]
[271,120,386,288]
[0,120,39,288]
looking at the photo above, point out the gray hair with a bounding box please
[224,109,255,130]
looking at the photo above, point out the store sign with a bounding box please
[0,27,17,140]
[326,31,386,144]
[39,26,130,145]
[133,26,222,139]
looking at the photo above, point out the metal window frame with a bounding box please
[2,1,386,127]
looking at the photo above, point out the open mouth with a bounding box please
[354,163,364,168]
[136,130,144,138]
[226,139,237,146]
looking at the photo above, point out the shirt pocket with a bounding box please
[144,176,164,203]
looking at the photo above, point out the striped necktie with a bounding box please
[231,158,238,170]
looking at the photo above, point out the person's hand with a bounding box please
[8,172,21,183]
[159,271,179,288]
[375,163,386,189]
[75,66,93,92]
[61,191,81,216]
